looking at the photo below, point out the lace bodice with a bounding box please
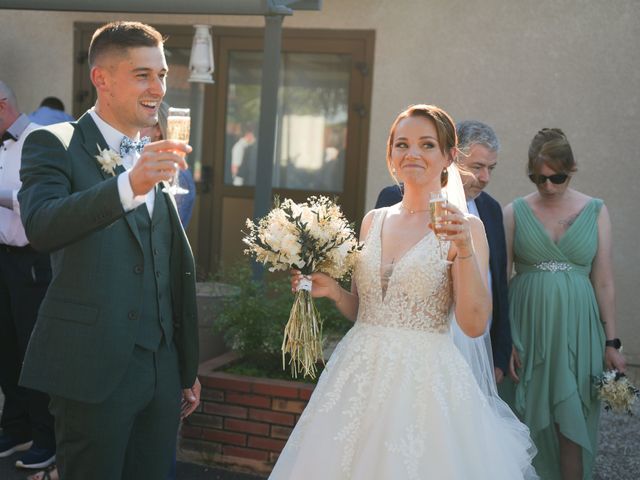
[353,209,452,333]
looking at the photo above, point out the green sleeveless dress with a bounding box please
[500,197,606,480]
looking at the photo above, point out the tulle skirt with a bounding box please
[270,322,538,479]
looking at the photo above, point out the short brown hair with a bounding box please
[527,128,577,175]
[88,21,164,67]
[386,104,458,180]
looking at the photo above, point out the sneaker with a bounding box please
[15,445,56,469]
[0,433,32,458]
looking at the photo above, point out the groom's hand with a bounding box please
[129,140,191,196]
[181,377,201,419]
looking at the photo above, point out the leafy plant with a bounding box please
[214,262,351,379]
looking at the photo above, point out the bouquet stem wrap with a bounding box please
[283,278,324,378]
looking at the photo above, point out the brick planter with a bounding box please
[179,351,314,475]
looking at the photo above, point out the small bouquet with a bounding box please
[243,196,360,378]
[593,369,640,415]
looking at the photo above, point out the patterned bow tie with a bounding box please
[119,136,150,157]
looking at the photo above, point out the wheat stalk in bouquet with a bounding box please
[243,196,360,378]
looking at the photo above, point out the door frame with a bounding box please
[201,27,375,275]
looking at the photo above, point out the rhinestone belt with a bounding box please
[534,260,572,273]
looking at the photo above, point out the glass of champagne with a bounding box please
[429,191,451,263]
[163,107,191,195]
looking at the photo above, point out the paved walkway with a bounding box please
[0,456,265,480]
[0,392,266,480]
[1,399,637,479]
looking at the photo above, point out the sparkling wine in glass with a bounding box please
[429,191,451,263]
[163,107,190,195]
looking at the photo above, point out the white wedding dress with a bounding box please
[270,209,538,480]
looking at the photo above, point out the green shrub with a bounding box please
[214,263,351,378]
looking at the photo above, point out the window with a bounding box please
[224,51,350,192]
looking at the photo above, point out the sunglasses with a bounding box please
[528,173,569,185]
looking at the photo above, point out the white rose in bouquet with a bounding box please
[243,196,360,378]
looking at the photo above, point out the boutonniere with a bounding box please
[95,144,122,176]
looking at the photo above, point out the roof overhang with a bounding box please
[0,0,322,16]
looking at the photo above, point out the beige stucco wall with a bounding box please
[0,0,638,366]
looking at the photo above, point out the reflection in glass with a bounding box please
[224,52,350,192]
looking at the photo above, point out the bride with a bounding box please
[270,104,537,479]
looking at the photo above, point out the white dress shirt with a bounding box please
[88,109,155,217]
[0,114,39,246]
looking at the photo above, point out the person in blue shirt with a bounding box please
[28,97,74,126]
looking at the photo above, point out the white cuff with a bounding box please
[117,171,146,212]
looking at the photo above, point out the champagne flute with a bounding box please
[163,107,191,195]
[429,191,451,264]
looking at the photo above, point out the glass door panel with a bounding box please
[224,51,350,192]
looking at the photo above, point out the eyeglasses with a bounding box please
[528,173,569,185]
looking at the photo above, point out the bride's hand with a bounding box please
[436,203,473,252]
[290,270,339,300]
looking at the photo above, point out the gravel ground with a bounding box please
[593,402,640,480]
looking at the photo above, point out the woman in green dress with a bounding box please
[501,128,626,480]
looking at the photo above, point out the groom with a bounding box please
[18,21,200,478]
[375,120,511,383]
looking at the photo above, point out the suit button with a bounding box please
[153,248,159,256]
[156,271,161,278]
[128,311,138,320]
[134,265,143,274]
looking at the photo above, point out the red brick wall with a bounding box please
[179,353,314,475]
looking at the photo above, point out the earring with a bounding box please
[392,168,397,174]
[440,168,448,187]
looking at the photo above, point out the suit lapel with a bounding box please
[77,113,112,181]
[77,113,142,249]
[163,187,188,248]
[474,193,499,274]
[163,188,190,313]
[474,193,493,233]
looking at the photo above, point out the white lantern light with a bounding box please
[188,24,215,84]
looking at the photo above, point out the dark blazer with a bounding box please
[17,113,199,403]
[473,191,511,373]
[375,184,403,209]
[374,185,511,373]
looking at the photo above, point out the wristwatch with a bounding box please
[605,338,622,350]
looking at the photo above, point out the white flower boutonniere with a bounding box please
[95,144,123,176]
